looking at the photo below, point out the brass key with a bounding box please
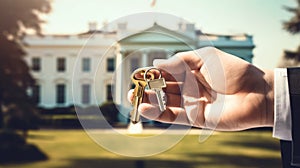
[130,68,154,124]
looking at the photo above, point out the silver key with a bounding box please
[144,67,167,112]
[147,78,167,111]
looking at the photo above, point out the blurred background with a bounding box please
[0,0,299,167]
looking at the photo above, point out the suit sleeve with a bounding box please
[287,67,300,167]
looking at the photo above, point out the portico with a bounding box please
[114,24,198,122]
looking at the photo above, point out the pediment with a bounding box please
[119,24,196,45]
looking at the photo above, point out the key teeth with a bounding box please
[161,90,166,100]
[160,90,167,110]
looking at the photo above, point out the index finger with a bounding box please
[133,67,185,82]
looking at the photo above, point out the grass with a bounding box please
[1,129,281,168]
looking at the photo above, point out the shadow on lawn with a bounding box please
[54,158,196,168]
[0,131,48,164]
[53,154,281,168]
[221,139,280,152]
[220,134,281,152]
[189,153,281,168]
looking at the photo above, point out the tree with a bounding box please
[279,0,300,67]
[283,0,300,34]
[0,1,51,130]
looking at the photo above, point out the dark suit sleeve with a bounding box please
[287,68,300,167]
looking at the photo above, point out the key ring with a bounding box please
[131,67,154,81]
[144,67,162,81]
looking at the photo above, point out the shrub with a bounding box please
[39,105,75,115]
[4,103,40,133]
[99,102,119,125]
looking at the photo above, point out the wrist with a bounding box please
[262,69,274,127]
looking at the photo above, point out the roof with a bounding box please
[119,23,196,44]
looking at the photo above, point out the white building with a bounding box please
[23,22,255,115]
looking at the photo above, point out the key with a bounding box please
[130,68,154,124]
[147,78,167,111]
[144,68,167,112]
[130,79,146,124]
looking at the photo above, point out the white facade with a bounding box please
[23,23,255,111]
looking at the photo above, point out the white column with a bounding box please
[115,44,123,105]
[141,50,148,67]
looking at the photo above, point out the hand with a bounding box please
[128,47,274,131]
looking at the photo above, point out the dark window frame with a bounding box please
[32,57,41,71]
[107,58,115,72]
[57,58,66,72]
[82,58,91,72]
[106,84,113,101]
[81,84,91,104]
[56,84,66,104]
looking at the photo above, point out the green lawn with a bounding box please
[2,129,281,168]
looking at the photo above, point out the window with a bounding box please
[82,58,90,72]
[107,58,115,72]
[32,57,41,71]
[81,84,91,104]
[32,85,40,104]
[56,84,66,104]
[57,58,66,72]
[106,84,113,101]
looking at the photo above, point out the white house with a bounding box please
[23,22,255,117]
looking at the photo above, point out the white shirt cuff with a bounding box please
[272,68,292,141]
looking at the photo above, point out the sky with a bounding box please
[42,0,300,69]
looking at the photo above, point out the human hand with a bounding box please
[128,47,274,131]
